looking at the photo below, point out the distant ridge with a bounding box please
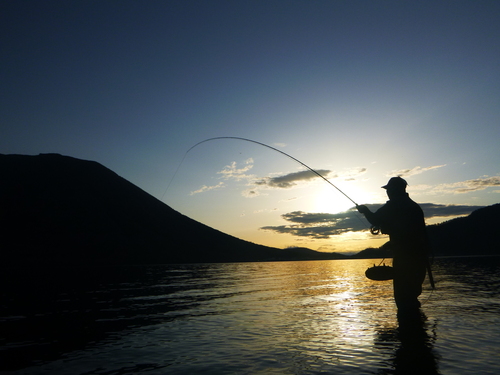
[353,204,500,258]
[1,154,498,265]
[427,204,500,257]
[0,154,345,265]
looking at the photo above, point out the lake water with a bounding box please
[1,257,500,374]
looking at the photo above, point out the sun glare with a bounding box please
[311,182,371,214]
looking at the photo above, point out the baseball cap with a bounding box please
[382,177,408,190]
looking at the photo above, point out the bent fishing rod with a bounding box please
[167,137,435,293]
[179,136,360,207]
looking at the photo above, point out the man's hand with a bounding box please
[356,205,370,215]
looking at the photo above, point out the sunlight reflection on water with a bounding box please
[2,257,500,374]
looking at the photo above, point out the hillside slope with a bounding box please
[0,154,342,265]
[427,204,500,256]
[352,204,500,258]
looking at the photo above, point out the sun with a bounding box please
[310,184,354,214]
[310,181,372,214]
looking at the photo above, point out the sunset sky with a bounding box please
[2,1,499,253]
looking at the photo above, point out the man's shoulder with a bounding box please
[387,196,422,210]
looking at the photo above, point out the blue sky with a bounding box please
[2,1,499,253]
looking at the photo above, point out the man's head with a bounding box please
[382,177,407,198]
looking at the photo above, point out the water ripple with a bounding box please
[2,257,500,374]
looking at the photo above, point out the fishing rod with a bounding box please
[168,137,435,298]
[179,136,360,207]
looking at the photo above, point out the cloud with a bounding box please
[242,189,261,198]
[387,165,446,178]
[260,203,484,239]
[420,203,485,217]
[281,211,347,224]
[193,157,368,201]
[192,159,255,196]
[433,176,500,194]
[260,225,343,239]
[190,182,225,195]
[254,167,367,189]
[192,160,367,200]
[255,169,332,188]
[217,158,255,181]
[338,167,367,181]
[261,209,367,239]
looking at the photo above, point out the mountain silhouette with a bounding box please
[0,154,345,265]
[1,154,498,266]
[353,204,500,258]
[427,203,500,256]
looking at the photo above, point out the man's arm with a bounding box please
[356,205,379,226]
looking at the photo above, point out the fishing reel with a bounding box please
[370,226,380,235]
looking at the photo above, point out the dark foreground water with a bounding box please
[1,257,500,374]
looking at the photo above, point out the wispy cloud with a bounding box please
[261,209,364,238]
[241,188,262,198]
[338,167,367,181]
[260,204,484,239]
[432,176,500,194]
[420,203,484,217]
[387,165,446,178]
[273,142,286,147]
[254,167,367,189]
[190,182,225,195]
[191,159,254,195]
[255,169,332,188]
[192,159,367,199]
[217,158,254,181]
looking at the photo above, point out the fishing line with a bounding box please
[420,286,436,307]
[164,137,436,306]
[163,136,360,207]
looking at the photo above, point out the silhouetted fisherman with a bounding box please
[357,177,430,316]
